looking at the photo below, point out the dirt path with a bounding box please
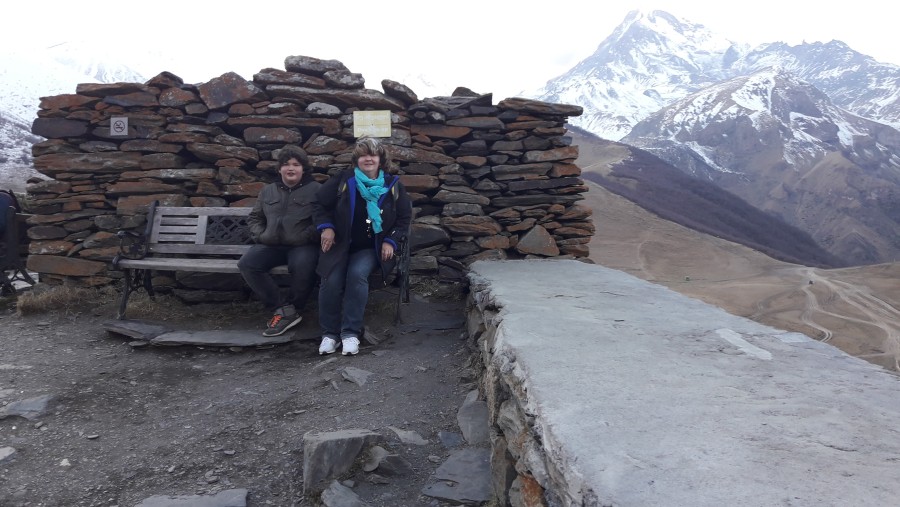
[584,181,900,373]
[0,291,473,506]
[800,268,900,369]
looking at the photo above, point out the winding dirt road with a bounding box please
[583,180,900,373]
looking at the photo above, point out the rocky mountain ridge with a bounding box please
[534,10,900,141]
[536,10,900,265]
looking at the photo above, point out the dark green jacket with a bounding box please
[248,174,322,246]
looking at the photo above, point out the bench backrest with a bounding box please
[148,206,255,257]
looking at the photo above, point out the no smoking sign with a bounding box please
[110,116,129,137]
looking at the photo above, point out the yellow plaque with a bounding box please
[353,110,392,138]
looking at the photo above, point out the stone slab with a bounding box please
[421,447,492,504]
[151,329,293,347]
[468,259,900,507]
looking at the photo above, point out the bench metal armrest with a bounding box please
[113,200,158,268]
[114,230,148,264]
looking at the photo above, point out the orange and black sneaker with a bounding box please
[263,305,303,337]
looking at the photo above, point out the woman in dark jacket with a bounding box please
[315,137,412,355]
[238,145,321,337]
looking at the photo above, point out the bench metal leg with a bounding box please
[394,242,411,324]
[1,268,35,296]
[15,268,36,286]
[117,269,136,319]
[0,272,14,296]
[117,268,154,319]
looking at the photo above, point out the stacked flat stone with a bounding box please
[26,55,591,290]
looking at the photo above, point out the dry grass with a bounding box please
[16,284,119,316]
[14,283,265,329]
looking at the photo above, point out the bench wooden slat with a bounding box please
[196,215,208,244]
[148,244,253,255]
[156,232,203,243]
[157,225,202,233]
[155,207,252,216]
[158,217,203,226]
[117,257,288,274]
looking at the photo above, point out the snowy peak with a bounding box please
[537,10,744,140]
[624,67,892,174]
[535,9,900,142]
[732,40,900,126]
[621,66,900,265]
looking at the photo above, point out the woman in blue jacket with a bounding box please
[315,137,412,355]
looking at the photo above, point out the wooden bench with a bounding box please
[1,207,36,295]
[112,201,410,320]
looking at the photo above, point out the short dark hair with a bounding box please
[351,137,391,172]
[277,145,309,168]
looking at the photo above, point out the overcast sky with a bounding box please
[4,0,895,99]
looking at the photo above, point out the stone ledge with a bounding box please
[465,259,900,506]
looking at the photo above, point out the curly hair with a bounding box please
[351,137,392,172]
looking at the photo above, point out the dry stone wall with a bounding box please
[26,55,592,294]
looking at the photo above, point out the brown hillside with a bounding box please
[580,163,900,373]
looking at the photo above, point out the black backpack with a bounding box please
[0,189,21,211]
[0,189,22,236]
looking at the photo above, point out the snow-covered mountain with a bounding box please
[621,68,900,264]
[732,40,900,126]
[533,10,746,140]
[529,9,900,265]
[533,10,900,141]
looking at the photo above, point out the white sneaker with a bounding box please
[341,336,360,356]
[319,336,338,355]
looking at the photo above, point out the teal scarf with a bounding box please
[354,168,388,233]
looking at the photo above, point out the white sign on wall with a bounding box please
[353,111,391,138]
[110,116,129,137]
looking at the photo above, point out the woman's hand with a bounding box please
[381,242,395,262]
[320,228,335,252]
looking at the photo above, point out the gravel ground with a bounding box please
[0,286,476,507]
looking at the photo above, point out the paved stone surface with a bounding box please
[469,259,900,506]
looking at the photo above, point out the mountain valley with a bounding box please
[577,136,900,373]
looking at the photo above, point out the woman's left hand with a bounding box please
[381,243,395,262]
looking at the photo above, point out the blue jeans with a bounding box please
[319,248,378,338]
[237,244,319,312]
